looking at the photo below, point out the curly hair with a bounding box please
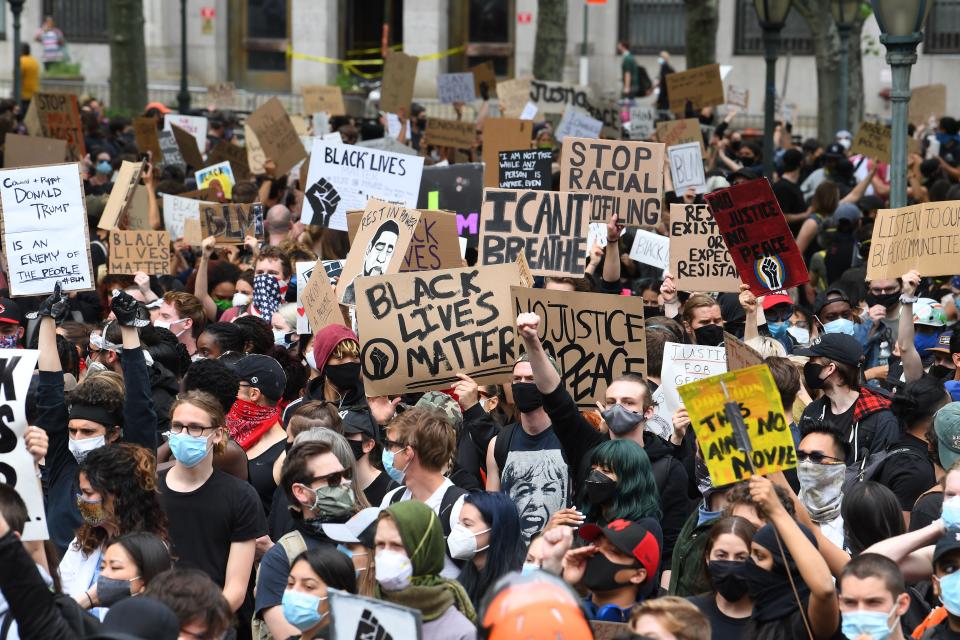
[232,315,273,355]
[69,371,125,428]
[268,345,307,403]
[75,443,168,556]
[200,322,245,355]
[183,359,239,414]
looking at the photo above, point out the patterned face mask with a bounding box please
[252,273,282,322]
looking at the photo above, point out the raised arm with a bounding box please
[602,213,623,286]
[143,160,163,231]
[517,313,561,394]
[897,270,924,383]
[863,519,941,583]
[195,236,219,321]
[111,290,158,450]
[739,284,759,342]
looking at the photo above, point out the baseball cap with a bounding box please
[0,298,22,325]
[145,101,171,115]
[322,507,381,548]
[813,288,851,315]
[794,333,863,367]
[914,298,947,327]
[825,142,846,158]
[341,409,378,440]
[833,203,862,226]
[934,528,960,567]
[705,175,730,193]
[578,519,660,583]
[728,168,759,183]
[415,391,463,428]
[230,354,286,402]
[935,403,960,471]
[761,293,793,311]
[858,195,884,214]
[928,331,953,354]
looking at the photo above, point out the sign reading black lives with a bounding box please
[498,149,552,190]
[356,263,525,396]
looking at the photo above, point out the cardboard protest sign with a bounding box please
[655,119,704,156]
[850,121,892,164]
[336,199,421,305]
[157,131,185,172]
[680,364,795,486]
[479,188,590,277]
[498,149,552,190]
[295,261,313,334]
[199,202,264,245]
[347,210,462,273]
[555,106,603,141]
[301,258,345,333]
[206,140,251,181]
[724,332,764,371]
[668,142,706,193]
[356,262,524,395]
[482,119,533,188]
[417,163,484,248]
[497,77,532,119]
[207,82,235,106]
[470,61,497,97]
[303,139,425,231]
[246,97,307,176]
[4,133,66,168]
[705,179,808,295]
[437,72,477,103]
[244,124,266,175]
[380,51,419,114]
[512,286,647,409]
[559,137,665,227]
[726,85,749,110]
[665,64,725,114]
[866,200,960,280]
[328,588,422,640]
[909,84,947,126]
[163,114,208,156]
[655,342,727,434]
[0,349,46,540]
[34,93,85,161]
[195,161,236,199]
[109,230,170,275]
[0,163,93,295]
[161,193,200,240]
[170,123,205,170]
[669,203,741,292]
[529,79,593,115]
[629,230,670,270]
[98,160,144,230]
[133,117,164,162]
[628,106,656,140]
[302,85,346,116]
[124,186,151,231]
[424,118,475,149]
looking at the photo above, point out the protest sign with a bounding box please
[665,64,725,114]
[909,84,947,126]
[417,163,484,248]
[424,118,476,149]
[866,200,960,280]
[207,82,235,107]
[0,163,93,296]
[98,160,144,230]
[482,118,533,188]
[246,97,307,176]
[628,106,656,140]
[195,161,236,199]
[498,149,552,190]
[4,133,66,168]
[669,203,740,292]
[705,178,808,295]
[125,186,151,231]
[206,140,251,180]
[512,286,647,409]
[529,79,593,115]
[170,123,205,170]
[657,341,727,428]
[336,199,421,305]
[109,230,170,275]
[470,61,497,96]
[655,119,704,154]
[479,188,590,277]
[380,51,418,114]
[302,85,346,116]
[161,194,200,240]
[301,258,345,333]
[157,130,185,172]
[303,139,425,231]
[312,112,330,137]
[133,117,164,162]
[559,137,664,227]
[668,142,706,193]
[726,85,749,110]
[680,364,795,486]
[588,222,610,250]
[34,93,85,161]
[497,77,532,119]
[163,114,208,156]
[23,99,40,137]
[295,261,313,334]
[244,124,266,175]
[437,72,477,103]
[519,101,538,121]
[328,588,422,640]
[357,136,420,156]
[199,202,264,245]
[0,349,46,540]
[356,262,524,395]
[850,121,892,164]
[724,332,764,371]
[348,210,462,273]
[555,105,603,141]
[629,230,670,270]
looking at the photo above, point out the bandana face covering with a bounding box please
[797,459,845,522]
[226,398,280,450]
[252,273,282,322]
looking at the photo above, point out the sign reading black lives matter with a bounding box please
[559,137,665,228]
[498,149,552,190]
[479,188,591,277]
[356,262,527,396]
[0,162,93,296]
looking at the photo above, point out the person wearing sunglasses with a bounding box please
[795,420,850,549]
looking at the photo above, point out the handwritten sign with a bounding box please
[555,105,603,141]
[850,121,892,164]
[512,287,647,409]
[680,364,795,486]
[207,82,235,107]
[170,123,204,170]
[302,258,345,333]
[867,200,960,280]
[416,163,484,248]
[559,137,664,227]
[0,163,93,295]
[669,203,740,292]
[668,142,706,193]
[479,189,590,277]
[380,51,419,114]
[424,118,475,149]
[195,161,236,199]
[206,140,251,181]
[199,202,264,245]
[656,119,704,156]
[657,342,727,426]
[98,160,144,230]
[629,230,670,270]
[163,114,208,157]
[35,93,85,161]
[357,262,524,395]
[0,350,46,540]
[302,85,346,116]
[4,133,66,168]
[133,117,164,162]
[482,118,533,188]
[437,73,477,104]
[726,85,749,110]
[529,79,593,115]
[348,210,462,273]
[109,230,170,275]
[497,77,532,119]
[157,130,185,172]
[244,124,266,175]
[724,332,763,371]
[498,149,552,190]
[665,64,725,114]
[628,106,656,140]
[470,61,497,97]
[705,179,808,295]
[160,194,199,240]
[246,97,307,176]
[909,84,947,126]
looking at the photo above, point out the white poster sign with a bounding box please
[629,230,670,270]
[328,588,422,640]
[653,341,727,436]
[163,114,208,155]
[629,106,656,140]
[161,194,200,242]
[668,142,706,193]
[295,261,314,335]
[555,105,603,142]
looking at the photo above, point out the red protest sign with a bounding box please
[704,178,808,295]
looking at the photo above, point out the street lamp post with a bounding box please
[832,0,859,132]
[872,0,931,208]
[176,0,191,113]
[8,0,24,105]
[753,0,792,182]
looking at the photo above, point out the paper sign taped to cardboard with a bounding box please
[669,203,741,292]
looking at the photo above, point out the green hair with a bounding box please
[579,439,661,524]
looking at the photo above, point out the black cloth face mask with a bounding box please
[512,382,544,413]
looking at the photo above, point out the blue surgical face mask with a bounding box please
[841,604,897,640]
[941,571,960,615]
[787,325,810,345]
[943,496,960,530]
[767,320,789,339]
[823,318,856,335]
[168,432,211,468]
[521,562,541,576]
[281,589,326,631]
[381,448,408,485]
[96,160,112,175]
[915,331,941,354]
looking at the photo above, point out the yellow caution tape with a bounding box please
[286,44,466,79]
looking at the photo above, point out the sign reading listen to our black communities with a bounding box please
[498,149,552,190]
[479,188,591,277]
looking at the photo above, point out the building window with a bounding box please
[42,0,108,44]
[619,0,685,55]
[734,0,814,55]
[925,0,960,53]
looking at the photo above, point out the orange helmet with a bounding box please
[480,571,592,640]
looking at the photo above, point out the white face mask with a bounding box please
[447,523,491,561]
[154,318,186,337]
[375,550,413,592]
[305,351,318,371]
[273,328,292,347]
[68,434,106,463]
[232,292,250,308]
[787,325,810,345]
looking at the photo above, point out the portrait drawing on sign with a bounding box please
[342,220,400,305]
[500,449,567,543]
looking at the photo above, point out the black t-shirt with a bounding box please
[159,468,267,586]
[911,491,944,532]
[774,178,806,214]
[500,425,569,543]
[363,471,397,507]
[687,594,749,640]
[876,433,936,511]
[248,439,286,517]
[925,621,960,640]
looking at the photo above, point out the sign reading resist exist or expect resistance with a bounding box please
[669,203,741,292]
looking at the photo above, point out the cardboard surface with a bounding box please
[909,84,947,126]
[195,161,236,199]
[380,51,419,114]
[157,130,185,171]
[34,93,85,161]
[199,202,263,245]
[170,123,204,170]
[655,119,705,157]
[424,117,476,149]
[246,97,308,176]
[163,114,208,154]
[724,332,764,371]
[665,64,725,114]
[496,77,532,119]
[347,209,463,273]
[669,203,741,292]
[529,79,593,114]
[302,85,346,116]
[469,61,497,97]
[133,117,164,163]
[301,258,345,333]
[206,140,251,180]
[850,121,892,164]
[3,133,66,168]
[98,160,144,230]
[867,200,960,280]
[481,118,533,188]
[108,230,170,275]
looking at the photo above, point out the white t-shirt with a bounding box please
[58,539,108,620]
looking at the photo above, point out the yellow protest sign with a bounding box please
[678,364,796,486]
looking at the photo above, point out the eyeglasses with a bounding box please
[796,450,844,464]
[382,439,407,453]
[306,468,352,488]
[170,421,218,437]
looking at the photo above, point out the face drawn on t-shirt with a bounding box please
[501,449,568,542]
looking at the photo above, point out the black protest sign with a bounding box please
[417,163,484,248]
[157,131,185,172]
[498,149,552,190]
[479,188,591,277]
[512,286,647,409]
[199,202,264,244]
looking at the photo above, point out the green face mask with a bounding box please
[214,298,232,312]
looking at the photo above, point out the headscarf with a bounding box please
[745,523,816,622]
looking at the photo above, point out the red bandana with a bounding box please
[226,398,280,450]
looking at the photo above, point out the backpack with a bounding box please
[388,483,467,538]
[842,446,928,494]
[251,530,308,640]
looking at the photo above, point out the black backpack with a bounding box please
[842,446,928,494]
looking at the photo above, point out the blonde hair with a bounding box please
[745,336,787,358]
[170,391,228,454]
[681,294,720,324]
[331,339,360,360]
[629,596,711,640]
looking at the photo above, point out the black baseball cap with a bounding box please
[825,142,846,158]
[0,298,22,325]
[341,409,378,440]
[728,168,759,183]
[230,354,286,402]
[934,530,960,567]
[813,288,851,315]
[795,333,863,367]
